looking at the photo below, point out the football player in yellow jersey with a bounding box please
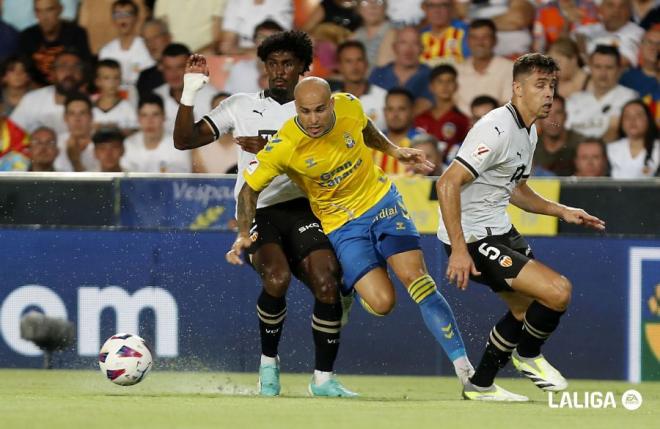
[227,77,476,390]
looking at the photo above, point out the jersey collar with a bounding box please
[506,102,530,132]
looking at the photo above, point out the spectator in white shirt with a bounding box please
[121,93,191,173]
[10,50,87,134]
[565,45,638,142]
[574,138,610,177]
[455,19,513,114]
[98,0,154,88]
[220,0,292,54]
[574,0,645,67]
[152,43,216,132]
[54,93,99,172]
[93,59,138,134]
[607,99,660,178]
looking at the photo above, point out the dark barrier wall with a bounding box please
[1,227,658,381]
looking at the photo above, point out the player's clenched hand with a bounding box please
[394,147,435,174]
[185,54,209,75]
[226,235,252,265]
[235,136,268,154]
[560,207,606,231]
[446,248,481,290]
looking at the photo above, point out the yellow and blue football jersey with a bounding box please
[244,93,392,234]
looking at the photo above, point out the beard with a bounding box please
[55,77,80,96]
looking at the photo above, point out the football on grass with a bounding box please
[98,333,153,386]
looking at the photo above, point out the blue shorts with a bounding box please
[328,185,420,292]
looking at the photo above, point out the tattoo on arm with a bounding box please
[237,183,259,236]
[362,120,396,155]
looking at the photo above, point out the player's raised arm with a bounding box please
[173,54,216,150]
[511,180,606,231]
[436,162,481,290]
[362,120,435,174]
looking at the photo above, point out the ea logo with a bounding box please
[621,389,642,411]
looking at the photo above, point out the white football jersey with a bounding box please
[203,91,303,210]
[438,103,536,244]
[565,85,638,138]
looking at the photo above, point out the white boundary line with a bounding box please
[628,247,660,383]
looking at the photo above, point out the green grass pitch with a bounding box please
[0,370,656,429]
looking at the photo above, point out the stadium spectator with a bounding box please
[640,5,660,29]
[469,94,498,125]
[2,0,78,32]
[1,57,32,117]
[546,37,589,100]
[10,50,87,134]
[351,0,396,70]
[302,0,363,33]
[565,45,637,141]
[387,0,425,27]
[376,88,427,174]
[154,0,227,54]
[620,26,659,99]
[220,0,292,54]
[153,44,216,132]
[414,64,469,162]
[54,93,98,172]
[92,127,125,173]
[455,19,513,115]
[27,126,59,171]
[419,0,469,66]
[409,132,444,175]
[0,5,19,62]
[92,59,138,134]
[460,0,535,58]
[136,19,171,98]
[98,0,154,88]
[18,0,91,86]
[224,20,284,95]
[78,0,149,55]
[122,94,191,173]
[534,95,584,176]
[369,26,433,115]
[607,99,659,178]
[573,138,609,177]
[531,0,599,52]
[574,0,645,67]
[190,92,238,174]
[330,40,388,130]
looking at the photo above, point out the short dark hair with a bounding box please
[513,53,560,81]
[553,94,566,109]
[469,19,497,36]
[64,92,92,112]
[96,58,121,72]
[253,19,285,39]
[336,40,367,59]
[590,44,621,65]
[93,127,124,145]
[470,95,498,110]
[0,55,31,78]
[386,88,415,105]
[112,0,138,15]
[257,30,314,74]
[162,43,191,59]
[138,93,164,112]
[430,64,457,82]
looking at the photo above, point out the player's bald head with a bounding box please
[294,77,331,104]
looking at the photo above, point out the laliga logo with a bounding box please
[548,389,642,410]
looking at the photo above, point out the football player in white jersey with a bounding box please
[437,53,606,401]
[173,31,356,398]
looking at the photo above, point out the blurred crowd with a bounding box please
[0,0,657,178]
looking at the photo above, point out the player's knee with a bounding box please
[261,268,291,297]
[548,275,572,310]
[361,292,395,316]
[311,276,340,304]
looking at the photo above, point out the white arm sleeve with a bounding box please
[453,120,508,178]
[201,93,241,139]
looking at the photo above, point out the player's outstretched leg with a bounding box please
[253,245,292,396]
[510,261,571,392]
[388,250,474,386]
[298,249,358,398]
